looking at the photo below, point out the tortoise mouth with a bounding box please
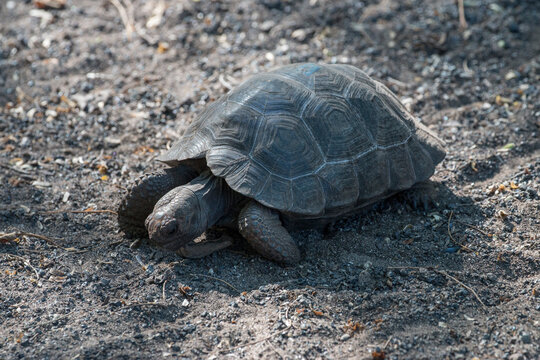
[155,237,184,251]
[147,227,186,251]
[146,217,181,249]
[145,215,198,252]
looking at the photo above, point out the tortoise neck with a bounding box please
[190,170,242,229]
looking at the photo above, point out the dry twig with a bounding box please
[457,0,468,29]
[162,280,168,301]
[108,0,157,45]
[34,0,66,10]
[0,230,87,253]
[3,254,40,279]
[109,0,134,39]
[0,163,35,178]
[436,269,486,308]
[1,230,62,248]
[389,266,487,308]
[454,220,490,237]
[108,239,125,247]
[44,209,117,215]
[117,302,168,310]
[448,211,474,252]
[218,74,234,90]
[113,183,128,191]
[383,336,393,349]
[387,77,407,88]
[188,273,241,293]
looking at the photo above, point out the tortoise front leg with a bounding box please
[238,201,301,264]
[118,165,198,238]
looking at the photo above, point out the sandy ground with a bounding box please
[1,0,539,359]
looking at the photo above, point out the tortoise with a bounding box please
[118,63,445,264]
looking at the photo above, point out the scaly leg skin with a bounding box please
[238,201,301,264]
[177,232,233,259]
[118,165,198,238]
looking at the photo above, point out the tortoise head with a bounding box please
[145,186,205,251]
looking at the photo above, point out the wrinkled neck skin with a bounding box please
[191,171,241,230]
[146,170,242,251]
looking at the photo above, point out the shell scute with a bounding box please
[251,113,324,179]
[302,96,375,161]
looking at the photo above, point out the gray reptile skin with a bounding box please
[118,63,446,263]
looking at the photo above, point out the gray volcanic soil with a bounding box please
[1,0,539,359]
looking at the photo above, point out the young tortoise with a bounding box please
[118,63,445,264]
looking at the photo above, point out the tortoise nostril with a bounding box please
[164,221,178,236]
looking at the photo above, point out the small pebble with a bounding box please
[520,333,531,344]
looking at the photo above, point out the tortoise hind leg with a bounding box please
[238,201,301,264]
[118,165,198,238]
[399,180,439,211]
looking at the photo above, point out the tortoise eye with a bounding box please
[164,221,178,236]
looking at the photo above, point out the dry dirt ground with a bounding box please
[1,0,539,359]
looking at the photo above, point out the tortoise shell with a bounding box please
[159,63,445,216]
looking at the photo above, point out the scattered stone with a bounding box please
[104,136,122,148]
[520,333,532,344]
